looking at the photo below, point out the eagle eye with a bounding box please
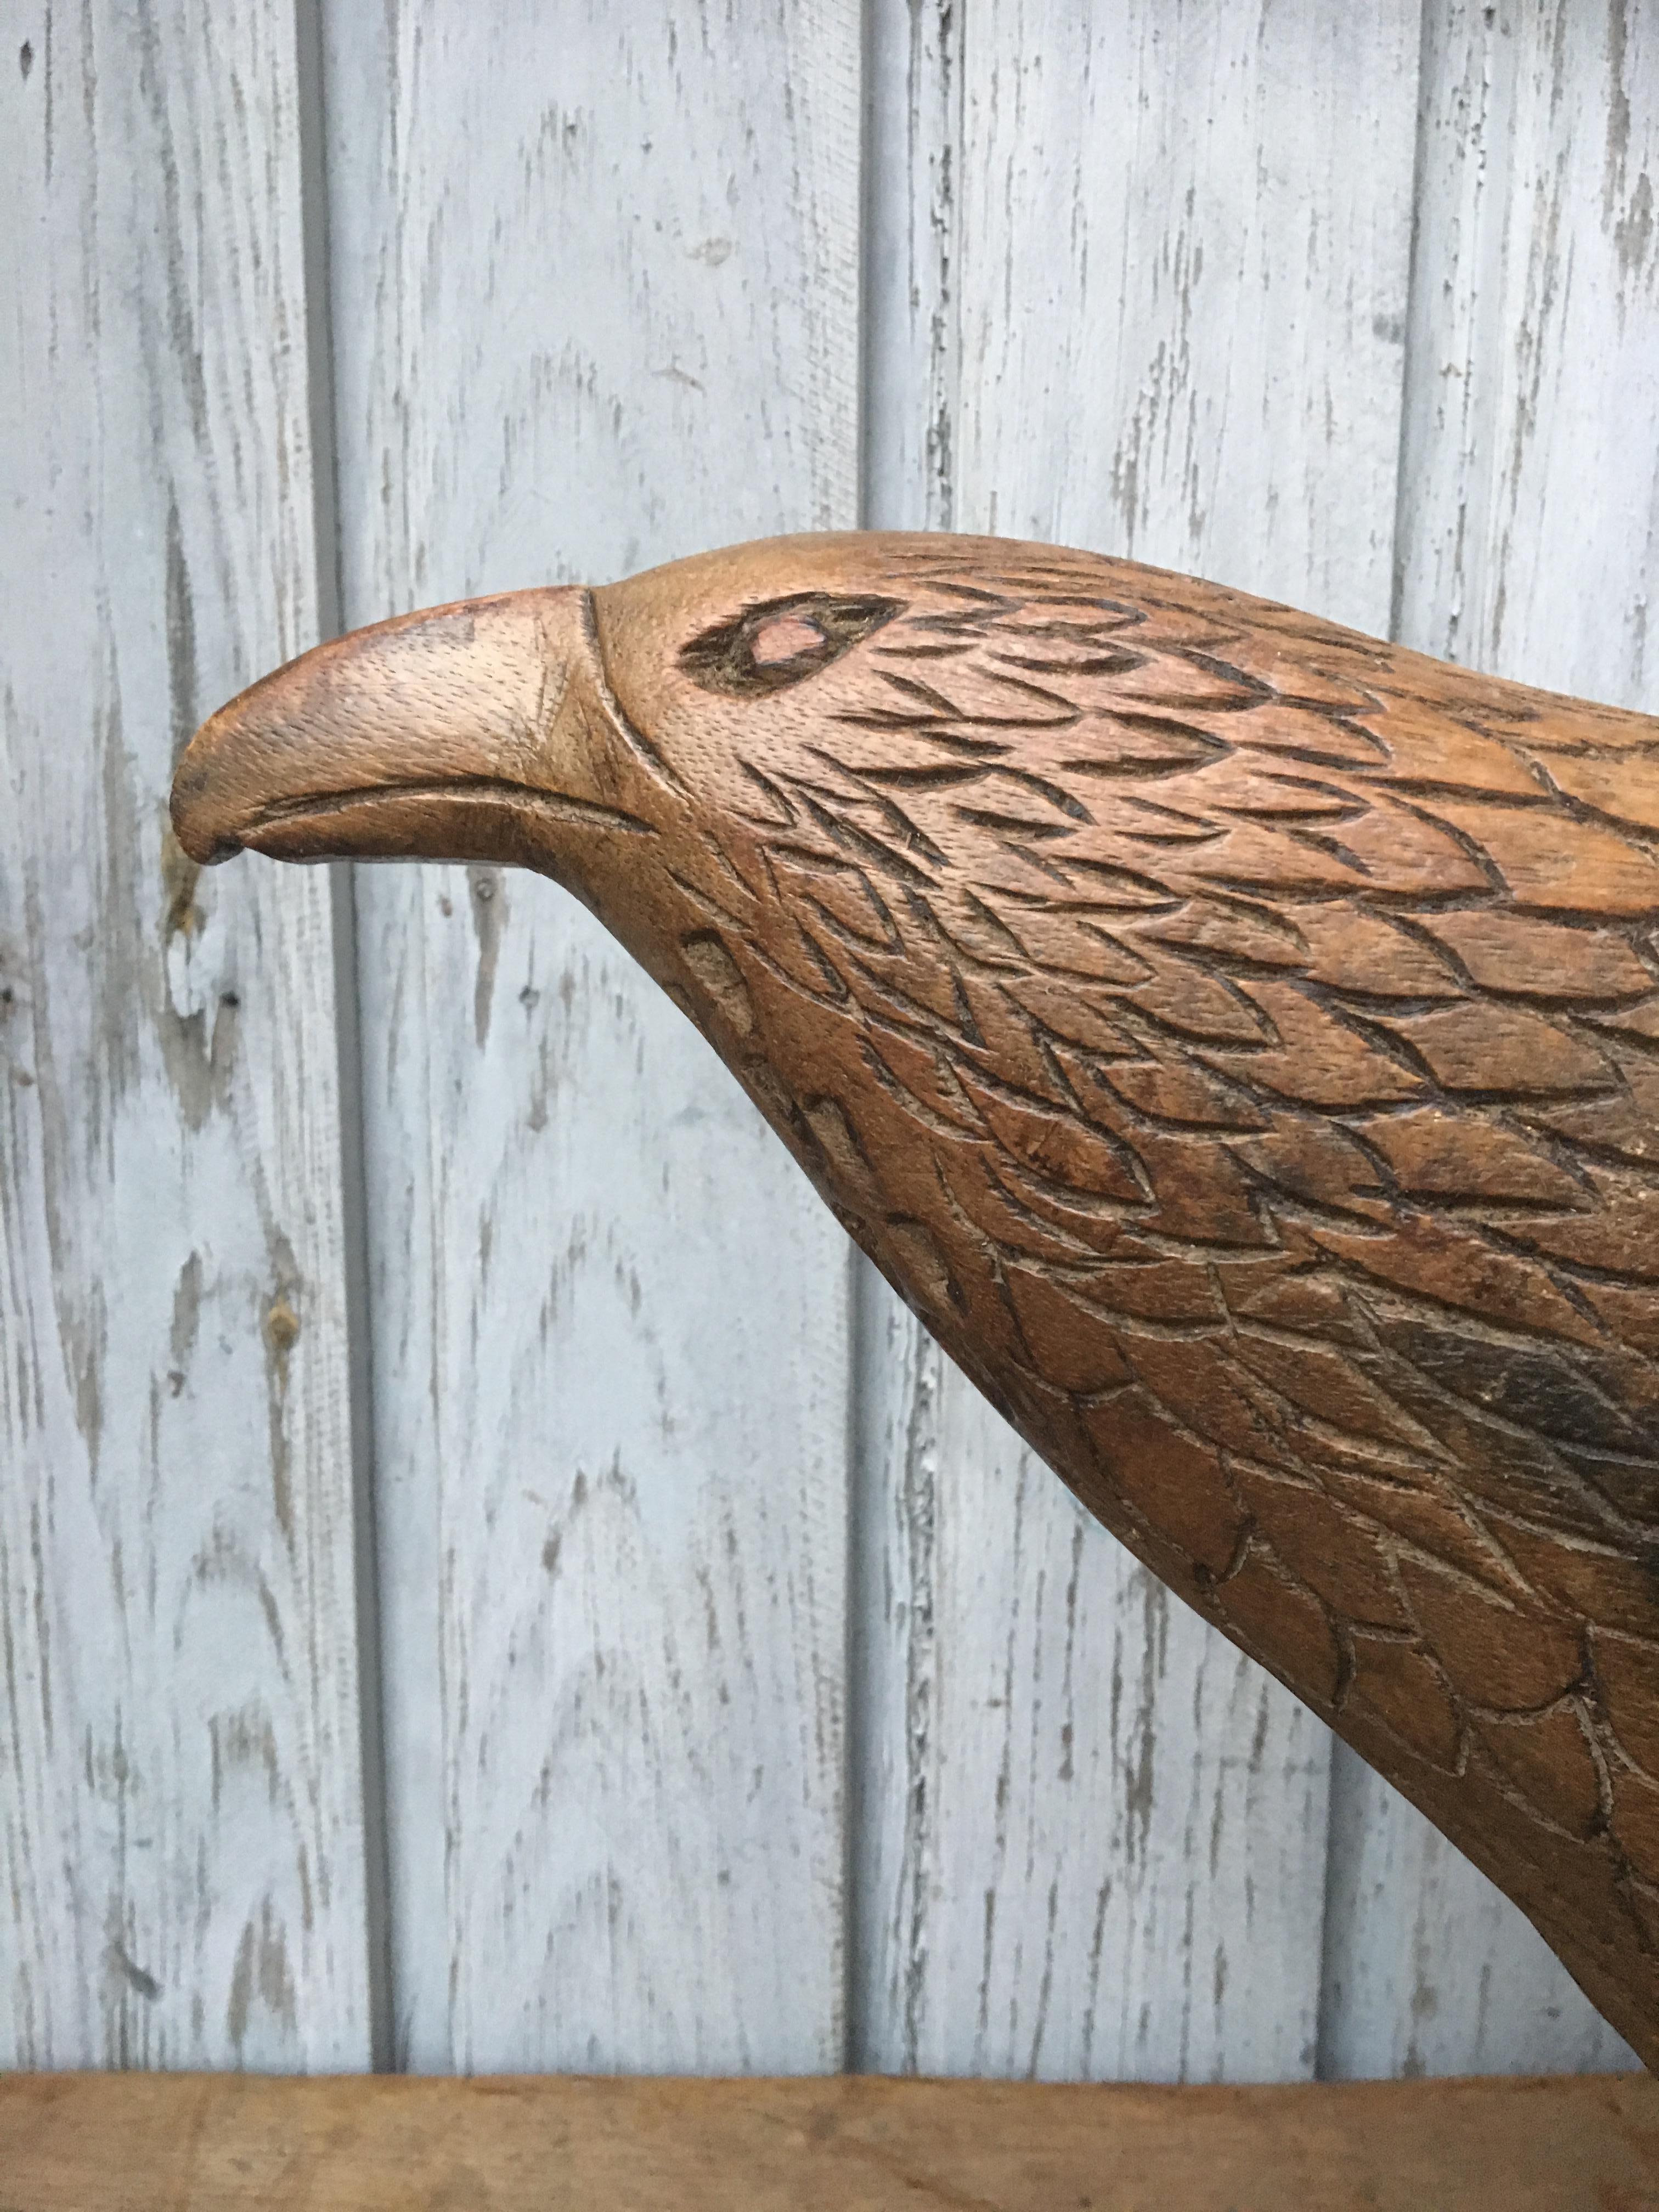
[679,591,903,697]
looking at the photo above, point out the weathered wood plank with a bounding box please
[1319,0,1657,2079]
[853,1312,1334,2080]
[0,4,371,2066]
[863,0,960,533]
[5,2070,1659,2211]
[854,0,1421,2080]
[1395,0,1659,698]
[1321,1750,1638,2077]
[953,0,1421,617]
[321,1,862,2070]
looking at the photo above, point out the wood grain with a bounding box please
[853,1303,1329,2080]
[855,0,1421,2079]
[321,0,863,2070]
[1322,1745,1638,2078]
[0,4,371,2065]
[1319,0,1658,2078]
[5,2069,1659,2211]
[862,0,960,537]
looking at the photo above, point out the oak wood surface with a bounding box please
[4,2069,1657,2211]
[0,0,372,2069]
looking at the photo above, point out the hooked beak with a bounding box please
[170,588,597,870]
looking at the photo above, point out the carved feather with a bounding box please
[172,532,1659,2065]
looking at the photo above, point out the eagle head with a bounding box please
[172,534,916,883]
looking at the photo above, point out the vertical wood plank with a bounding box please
[862,0,960,533]
[1321,1748,1638,2076]
[323,1,863,2072]
[1318,0,1656,2079]
[854,0,1421,2081]
[0,2,371,2068]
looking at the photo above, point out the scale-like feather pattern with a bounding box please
[169,529,1659,2068]
[589,535,1659,2061]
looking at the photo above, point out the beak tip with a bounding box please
[165,587,588,871]
[170,715,245,866]
[172,823,242,868]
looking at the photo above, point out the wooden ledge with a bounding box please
[2,2069,1656,2209]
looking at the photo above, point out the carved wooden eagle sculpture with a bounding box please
[173,533,1659,2067]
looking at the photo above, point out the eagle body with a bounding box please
[174,533,1659,2064]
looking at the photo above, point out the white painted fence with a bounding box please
[3,1,1655,2079]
